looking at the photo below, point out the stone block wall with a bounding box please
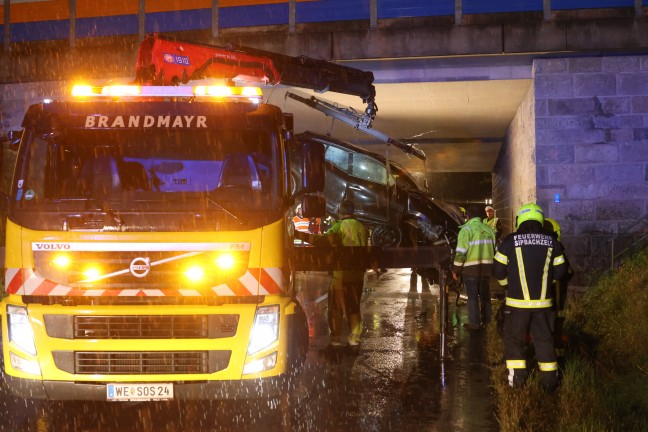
[493,82,537,234]
[533,55,648,287]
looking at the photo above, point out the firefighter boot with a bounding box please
[348,313,362,346]
[507,361,528,388]
[541,370,558,393]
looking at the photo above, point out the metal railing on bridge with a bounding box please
[1,0,645,45]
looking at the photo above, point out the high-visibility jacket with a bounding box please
[326,218,367,247]
[483,216,502,240]
[295,217,367,282]
[293,216,310,233]
[326,218,367,282]
[493,224,567,309]
[452,217,496,278]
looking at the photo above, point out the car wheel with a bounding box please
[371,224,402,247]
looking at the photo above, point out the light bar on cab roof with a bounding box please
[70,84,263,100]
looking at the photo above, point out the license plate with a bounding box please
[106,383,173,401]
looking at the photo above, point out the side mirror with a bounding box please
[288,138,326,196]
[301,195,326,218]
[301,141,325,193]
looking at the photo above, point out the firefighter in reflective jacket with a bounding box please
[484,205,503,242]
[493,203,567,392]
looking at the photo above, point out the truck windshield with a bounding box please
[11,127,281,231]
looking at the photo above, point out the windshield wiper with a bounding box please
[207,198,245,225]
[84,196,126,230]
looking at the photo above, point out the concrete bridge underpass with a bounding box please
[1,3,647,289]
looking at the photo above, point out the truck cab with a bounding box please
[0,84,320,401]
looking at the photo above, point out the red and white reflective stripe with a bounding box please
[5,268,31,294]
[212,267,283,296]
[4,267,284,297]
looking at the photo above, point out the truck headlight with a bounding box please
[243,352,277,375]
[247,305,279,355]
[7,305,37,356]
[9,352,41,375]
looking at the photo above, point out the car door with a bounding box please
[323,143,391,224]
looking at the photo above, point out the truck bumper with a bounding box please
[2,374,290,401]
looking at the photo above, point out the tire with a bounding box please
[370,224,402,247]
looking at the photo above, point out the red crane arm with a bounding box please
[135,33,281,86]
[134,33,377,119]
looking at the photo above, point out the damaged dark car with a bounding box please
[295,131,463,248]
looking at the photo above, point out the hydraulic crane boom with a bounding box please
[286,91,426,161]
[134,33,378,120]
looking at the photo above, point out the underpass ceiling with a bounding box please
[266,78,532,176]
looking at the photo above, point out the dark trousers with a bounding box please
[410,268,431,291]
[328,279,363,338]
[503,307,558,390]
[463,277,491,327]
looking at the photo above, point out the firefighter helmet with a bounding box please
[515,202,544,228]
[544,217,561,241]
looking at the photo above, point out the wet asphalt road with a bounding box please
[0,269,498,431]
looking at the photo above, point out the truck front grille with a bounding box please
[52,350,232,375]
[44,314,239,339]
[75,315,208,339]
[76,351,209,374]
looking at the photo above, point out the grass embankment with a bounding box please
[487,249,648,431]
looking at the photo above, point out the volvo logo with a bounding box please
[129,257,151,278]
